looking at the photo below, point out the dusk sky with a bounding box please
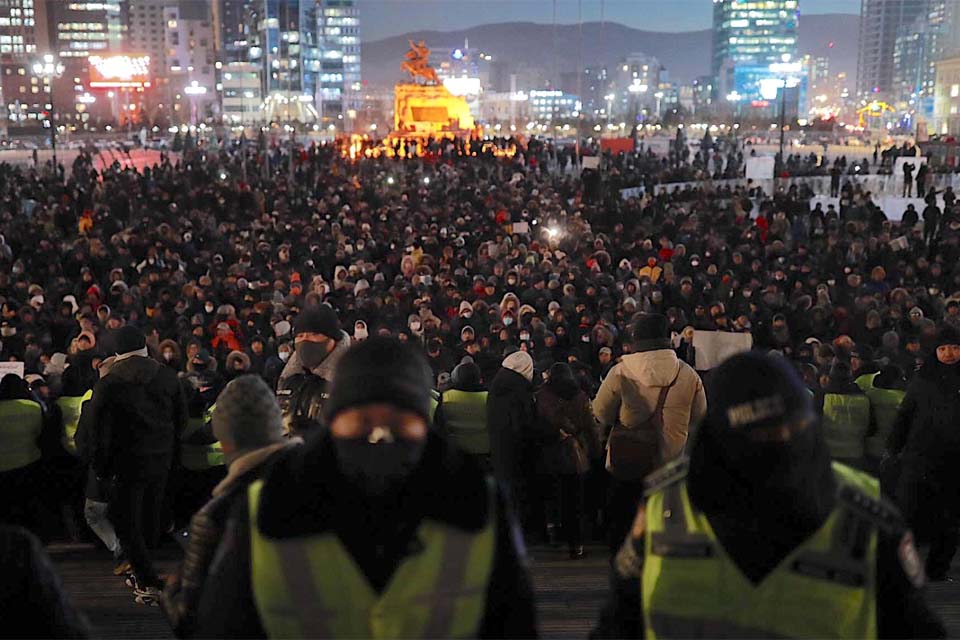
[358,0,862,41]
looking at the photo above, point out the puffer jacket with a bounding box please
[592,348,706,461]
[162,441,298,638]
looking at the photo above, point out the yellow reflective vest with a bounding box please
[855,373,906,459]
[642,462,880,639]
[179,403,225,471]
[0,399,43,472]
[822,392,871,460]
[248,478,496,638]
[439,389,490,455]
[57,390,92,455]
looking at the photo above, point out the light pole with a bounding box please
[768,54,801,178]
[32,54,64,172]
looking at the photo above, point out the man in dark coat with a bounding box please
[889,326,960,580]
[486,350,537,527]
[192,338,537,637]
[80,325,187,603]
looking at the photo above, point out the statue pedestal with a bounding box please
[392,83,475,139]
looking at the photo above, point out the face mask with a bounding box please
[334,438,425,497]
[278,351,291,362]
[355,327,368,340]
[297,340,330,369]
[462,311,472,319]
[520,332,530,341]
[205,305,214,313]
[581,334,591,343]
[503,317,514,326]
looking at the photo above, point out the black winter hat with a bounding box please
[936,325,960,347]
[631,313,671,351]
[705,351,813,432]
[293,304,340,339]
[114,325,146,355]
[323,337,434,424]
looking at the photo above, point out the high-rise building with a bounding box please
[933,54,960,135]
[126,0,165,79]
[318,0,360,128]
[711,0,799,102]
[890,0,960,114]
[856,0,929,99]
[165,0,216,124]
[43,0,124,128]
[0,0,42,132]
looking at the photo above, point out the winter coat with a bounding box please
[78,355,187,478]
[486,367,537,488]
[162,441,297,638]
[277,330,352,385]
[592,348,706,462]
[535,384,601,474]
[889,360,960,484]
[192,432,537,638]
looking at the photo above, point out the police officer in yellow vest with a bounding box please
[193,337,537,638]
[0,373,45,529]
[434,362,490,469]
[855,365,907,473]
[820,361,872,470]
[593,352,944,639]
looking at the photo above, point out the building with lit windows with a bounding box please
[165,1,216,125]
[318,0,360,129]
[528,90,580,121]
[857,0,929,99]
[0,0,41,132]
[221,61,260,125]
[615,53,661,119]
[711,0,799,104]
[43,0,123,128]
[933,55,960,136]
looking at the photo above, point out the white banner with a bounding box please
[582,156,600,170]
[0,361,25,379]
[692,331,753,371]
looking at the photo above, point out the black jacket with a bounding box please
[78,355,187,478]
[888,359,960,481]
[486,367,536,488]
[193,431,537,638]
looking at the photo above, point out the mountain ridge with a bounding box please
[360,15,860,90]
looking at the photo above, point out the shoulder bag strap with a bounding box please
[653,363,682,414]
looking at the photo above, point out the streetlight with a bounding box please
[32,54,64,171]
[654,91,664,121]
[768,54,801,177]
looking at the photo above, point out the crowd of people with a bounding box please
[0,131,958,636]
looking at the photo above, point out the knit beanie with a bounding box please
[322,337,433,424]
[631,313,671,351]
[293,304,340,339]
[212,375,284,460]
[936,325,960,347]
[502,350,534,383]
[114,325,146,355]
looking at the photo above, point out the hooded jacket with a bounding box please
[79,354,188,478]
[486,367,537,487]
[592,349,706,461]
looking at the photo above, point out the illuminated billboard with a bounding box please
[442,76,481,98]
[89,55,151,89]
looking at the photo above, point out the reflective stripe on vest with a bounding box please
[865,387,904,459]
[822,393,871,460]
[440,390,490,455]
[248,478,496,638]
[57,390,92,455]
[179,403,225,470]
[0,399,43,472]
[642,462,878,639]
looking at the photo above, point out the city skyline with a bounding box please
[358,0,861,42]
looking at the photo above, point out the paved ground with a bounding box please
[49,541,960,639]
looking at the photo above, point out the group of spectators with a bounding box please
[0,130,959,633]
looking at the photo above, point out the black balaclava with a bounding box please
[687,352,836,584]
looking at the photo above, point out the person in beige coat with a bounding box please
[593,314,706,553]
